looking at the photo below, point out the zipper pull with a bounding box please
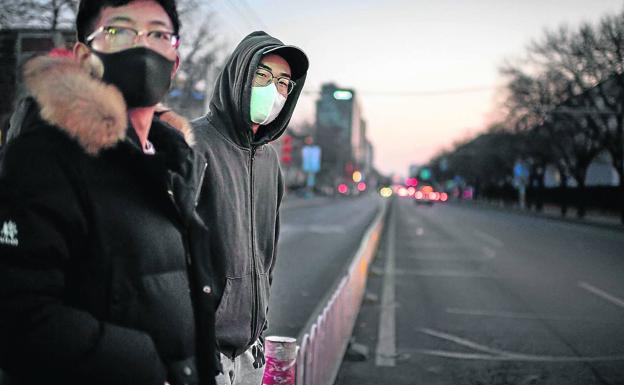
[252,340,265,368]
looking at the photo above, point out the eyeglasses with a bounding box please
[86,25,180,53]
[254,67,296,95]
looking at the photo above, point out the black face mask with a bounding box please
[92,47,175,108]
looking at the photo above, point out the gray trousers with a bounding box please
[215,342,265,385]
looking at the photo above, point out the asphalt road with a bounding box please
[266,193,382,339]
[337,197,624,385]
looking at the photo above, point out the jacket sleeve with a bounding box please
[0,137,167,385]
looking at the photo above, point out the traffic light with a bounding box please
[281,135,292,165]
[420,167,432,181]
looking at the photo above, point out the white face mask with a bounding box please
[250,83,287,125]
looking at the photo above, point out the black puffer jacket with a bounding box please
[0,56,217,385]
[192,31,308,358]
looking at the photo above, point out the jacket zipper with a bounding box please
[166,188,191,266]
[167,180,200,364]
[249,146,259,346]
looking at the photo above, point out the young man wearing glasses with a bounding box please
[192,31,309,385]
[0,1,218,384]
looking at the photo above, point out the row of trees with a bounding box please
[0,0,224,119]
[429,8,624,223]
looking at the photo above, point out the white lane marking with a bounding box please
[473,229,504,248]
[376,206,397,367]
[412,349,624,362]
[445,308,593,321]
[420,328,510,356]
[578,281,624,309]
[395,269,496,278]
[418,328,624,362]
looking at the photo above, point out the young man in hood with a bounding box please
[0,1,218,384]
[192,31,309,385]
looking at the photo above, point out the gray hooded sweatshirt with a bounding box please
[192,31,308,358]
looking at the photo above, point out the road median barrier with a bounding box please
[264,198,388,385]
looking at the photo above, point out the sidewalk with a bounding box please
[456,199,623,230]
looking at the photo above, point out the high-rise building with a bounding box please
[314,83,369,189]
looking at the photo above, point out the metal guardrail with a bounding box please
[294,198,387,385]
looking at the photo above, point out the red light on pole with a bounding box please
[357,182,367,192]
[281,135,292,164]
[338,184,348,194]
[49,48,73,58]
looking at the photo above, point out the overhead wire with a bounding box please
[301,85,496,97]
[236,0,269,30]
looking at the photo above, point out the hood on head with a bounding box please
[207,31,309,147]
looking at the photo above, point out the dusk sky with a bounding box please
[201,0,623,176]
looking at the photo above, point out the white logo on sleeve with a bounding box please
[0,220,19,246]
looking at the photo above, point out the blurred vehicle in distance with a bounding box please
[379,186,393,198]
[337,181,369,197]
[414,185,448,205]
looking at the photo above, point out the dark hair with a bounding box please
[76,0,181,43]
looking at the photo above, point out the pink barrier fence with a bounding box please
[293,201,387,385]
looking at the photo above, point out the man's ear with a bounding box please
[171,54,180,79]
[73,42,103,78]
[73,42,91,66]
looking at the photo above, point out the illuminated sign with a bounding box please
[333,90,353,100]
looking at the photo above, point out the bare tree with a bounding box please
[501,62,604,217]
[0,0,224,119]
[428,122,522,203]
[164,1,224,118]
[164,19,222,118]
[0,0,78,30]
[525,10,624,220]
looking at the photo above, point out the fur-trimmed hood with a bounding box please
[20,55,193,155]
